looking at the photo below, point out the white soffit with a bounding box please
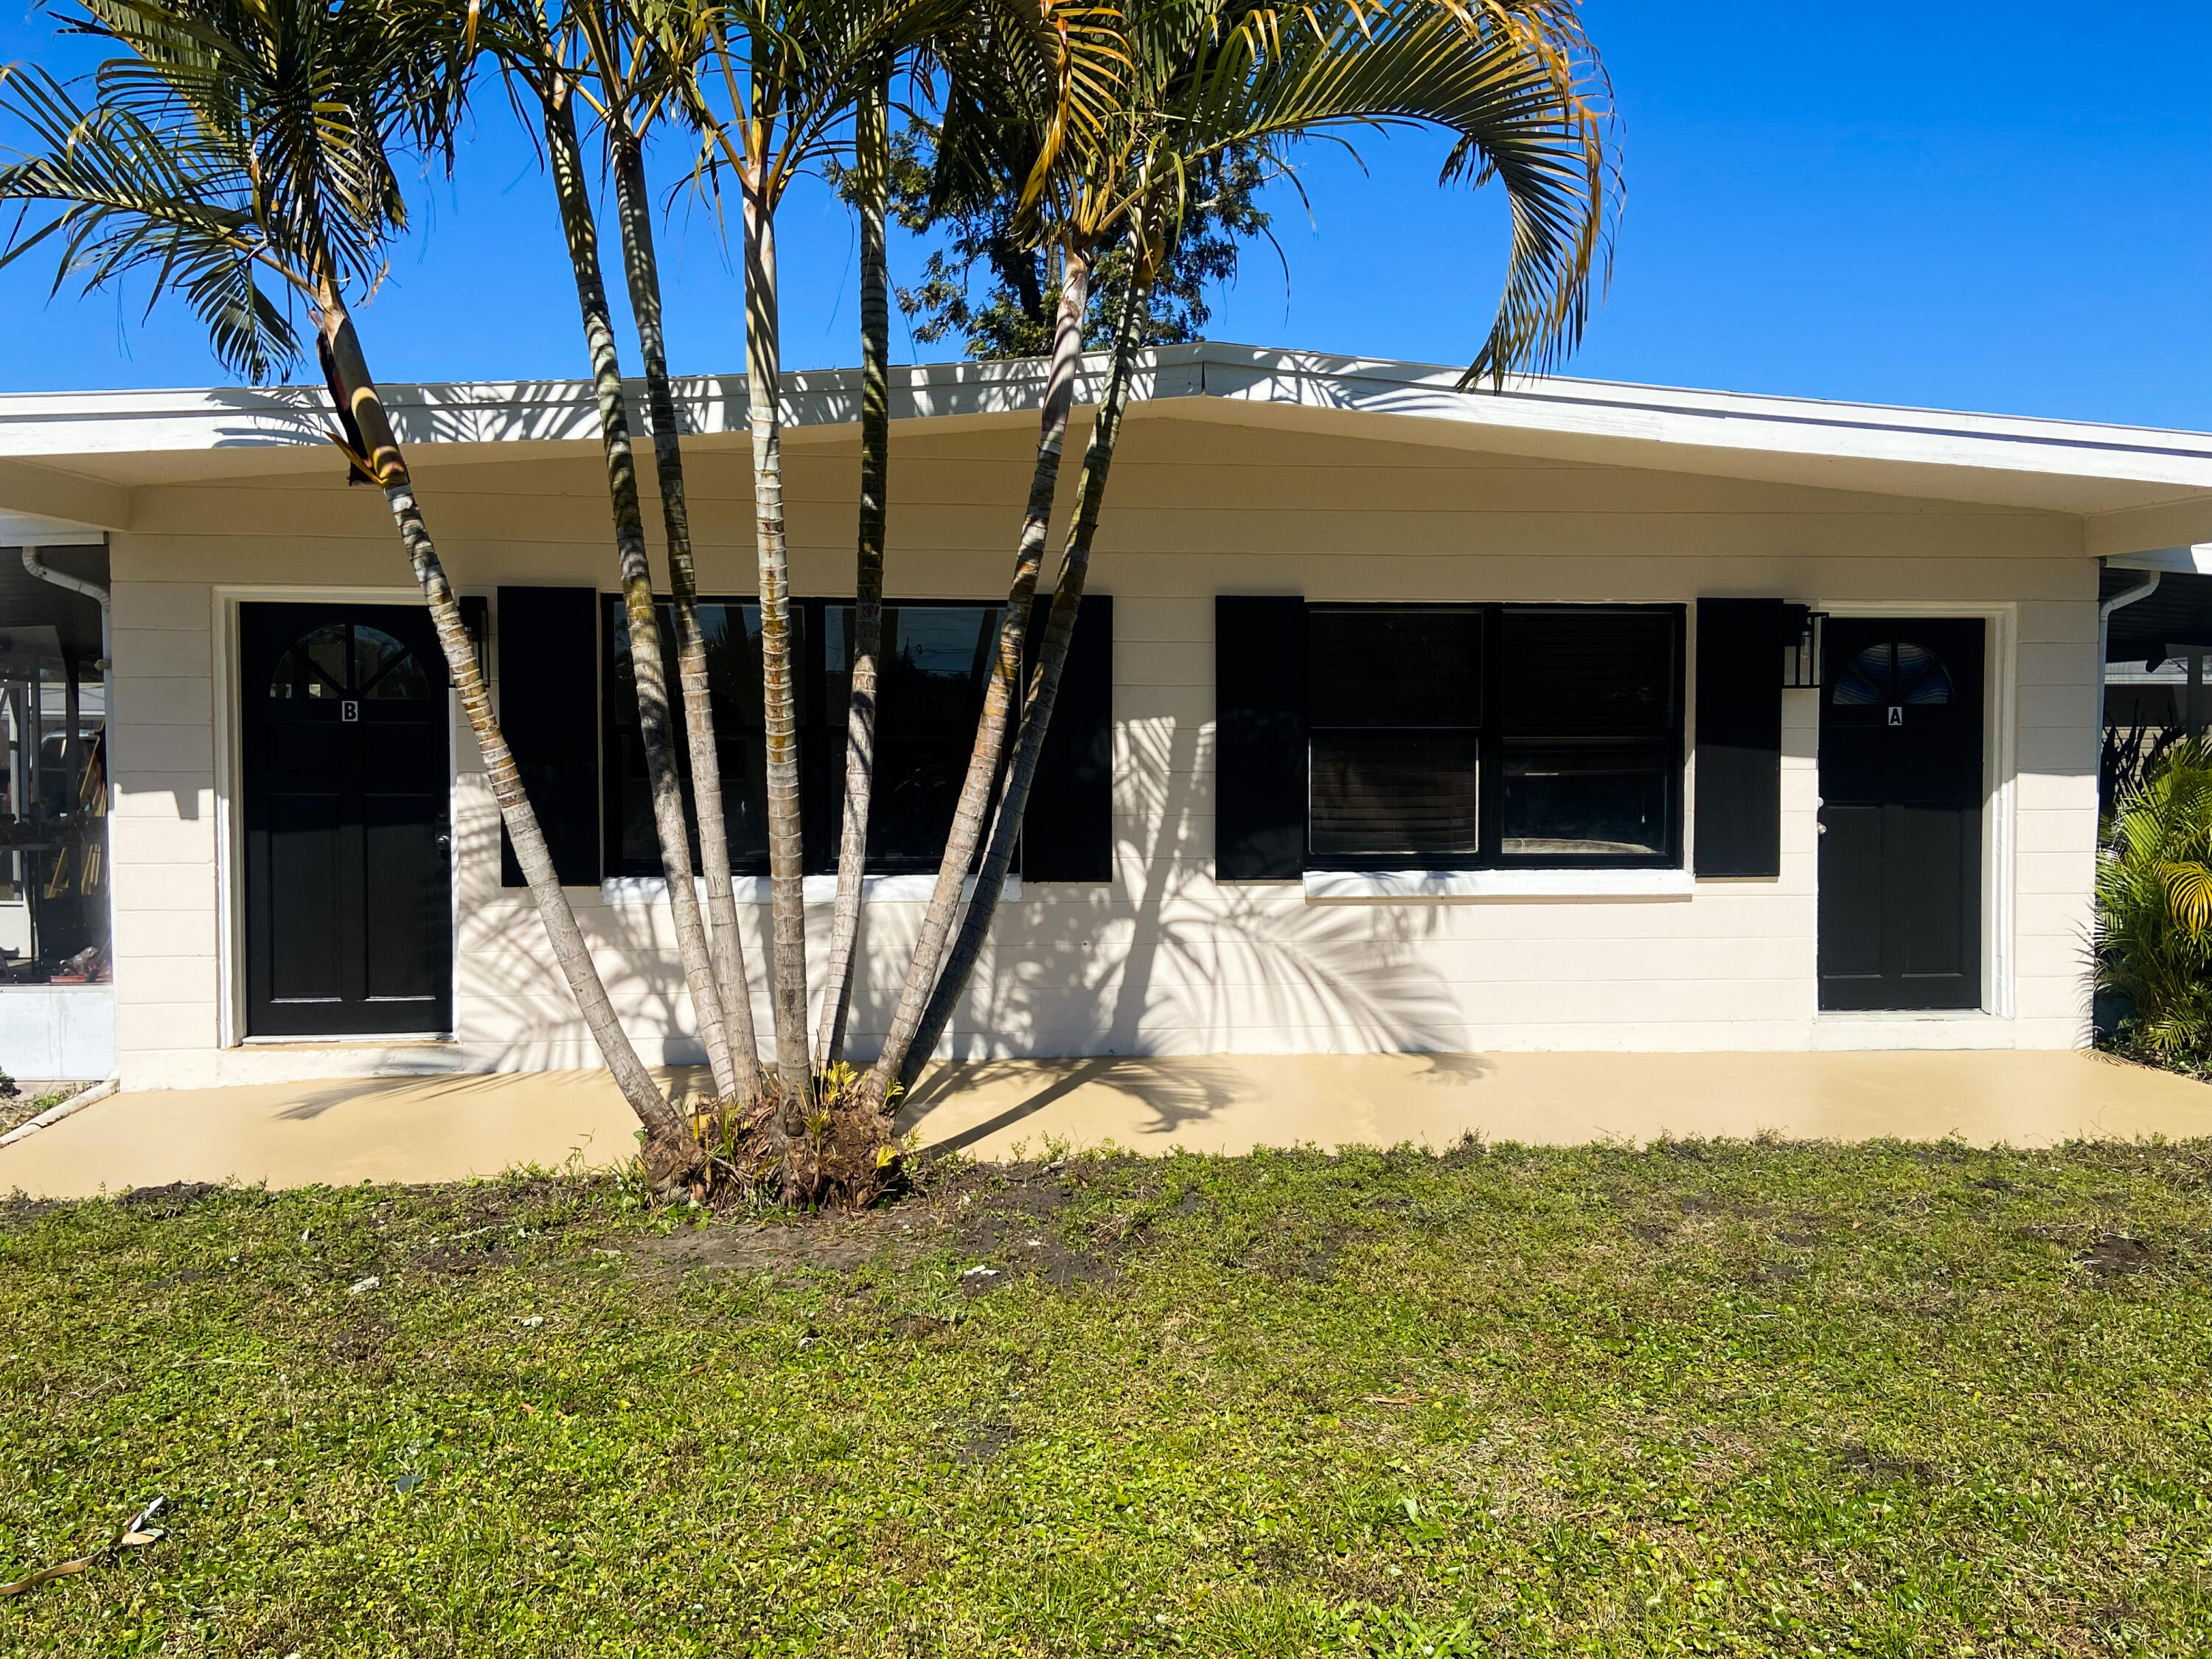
[2,342,2210,521]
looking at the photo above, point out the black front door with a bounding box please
[241,603,452,1036]
[1818,617,1984,1011]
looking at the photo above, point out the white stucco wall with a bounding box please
[100,411,2098,1088]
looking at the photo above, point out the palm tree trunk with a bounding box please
[900,268,1151,1088]
[608,122,763,1104]
[544,83,740,1102]
[316,295,687,1158]
[815,69,891,1068]
[740,171,814,1108]
[863,243,1091,1108]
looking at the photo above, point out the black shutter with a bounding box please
[1694,597,1784,878]
[1216,595,1307,880]
[1022,594,1113,881]
[497,586,601,888]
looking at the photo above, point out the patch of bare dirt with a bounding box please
[1838,1443,1938,1485]
[621,1160,1115,1292]
[328,1320,392,1371]
[1220,1211,1348,1284]
[119,1180,221,1217]
[453,1180,566,1224]
[886,1314,951,1340]
[629,1220,896,1280]
[0,1194,61,1230]
[410,1239,517,1277]
[914,1161,1113,1288]
[945,1416,1015,1466]
[2075,1234,2155,1280]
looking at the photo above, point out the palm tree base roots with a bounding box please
[641,1067,904,1211]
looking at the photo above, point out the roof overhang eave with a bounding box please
[5,341,2212,538]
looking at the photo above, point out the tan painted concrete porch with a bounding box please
[4,1050,2211,1200]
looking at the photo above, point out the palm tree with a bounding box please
[868,0,1615,1099]
[484,5,748,1105]
[800,0,1126,1073]
[813,59,891,1068]
[673,0,981,1110]
[828,0,1125,1107]
[0,0,700,1176]
[574,0,765,1097]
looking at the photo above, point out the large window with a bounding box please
[819,603,1004,872]
[1304,603,1683,869]
[604,597,1005,878]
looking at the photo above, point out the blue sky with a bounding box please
[2,0,2208,427]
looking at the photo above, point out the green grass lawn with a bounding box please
[5,1136,2212,1656]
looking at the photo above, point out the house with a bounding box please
[2,342,2211,1095]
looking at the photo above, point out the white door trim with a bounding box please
[209,585,458,1048]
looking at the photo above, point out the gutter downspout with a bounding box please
[2097,564,2160,709]
[21,546,112,671]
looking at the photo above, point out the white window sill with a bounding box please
[601,874,1018,907]
[1302,869,1695,902]
[1811,1011,2011,1050]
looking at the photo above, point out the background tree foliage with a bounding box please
[882,122,1273,358]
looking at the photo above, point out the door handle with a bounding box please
[434,832,452,854]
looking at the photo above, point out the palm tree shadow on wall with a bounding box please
[888,710,1484,1150]
[272,711,1481,1143]
[272,779,714,1124]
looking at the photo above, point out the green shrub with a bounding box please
[2096,740,2212,1064]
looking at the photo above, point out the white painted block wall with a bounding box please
[101,414,2099,1088]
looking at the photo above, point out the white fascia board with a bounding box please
[0,356,1177,460]
[1191,347,2212,494]
[5,341,2211,506]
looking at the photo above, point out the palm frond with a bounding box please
[2,0,462,381]
[0,60,303,376]
[1152,0,1612,381]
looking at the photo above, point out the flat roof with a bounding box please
[4,341,2209,555]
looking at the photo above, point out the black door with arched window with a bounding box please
[1817,616,1985,1011]
[240,603,451,1036]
